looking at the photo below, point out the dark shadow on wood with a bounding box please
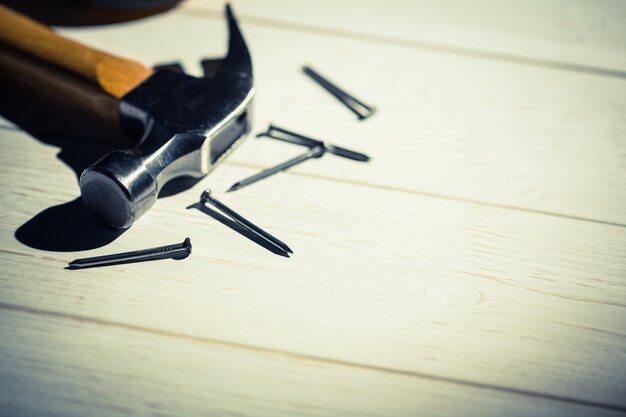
[15,197,125,251]
[187,202,289,257]
[0,45,128,251]
[159,176,204,198]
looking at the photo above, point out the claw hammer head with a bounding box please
[80,5,254,229]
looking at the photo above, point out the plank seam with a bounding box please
[3,125,624,228]
[180,7,626,80]
[225,160,626,229]
[2,301,625,413]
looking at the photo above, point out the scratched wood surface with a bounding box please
[1,1,625,416]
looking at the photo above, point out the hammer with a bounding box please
[0,4,254,229]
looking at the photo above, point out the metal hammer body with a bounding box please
[0,4,254,228]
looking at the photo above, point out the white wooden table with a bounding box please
[1,1,625,415]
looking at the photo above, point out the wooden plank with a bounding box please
[183,0,626,76]
[2,308,620,417]
[1,129,625,409]
[53,12,626,225]
[2,4,625,415]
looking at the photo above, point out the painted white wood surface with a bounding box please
[3,308,622,417]
[1,127,625,414]
[184,0,626,75]
[1,1,625,416]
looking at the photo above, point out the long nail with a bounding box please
[228,145,326,192]
[259,125,370,162]
[67,238,192,269]
[201,190,293,254]
[262,124,322,148]
[303,66,376,120]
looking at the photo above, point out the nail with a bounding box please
[303,65,376,120]
[261,124,321,148]
[67,238,192,269]
[228,145,326,192]
[201,190,293,254]
[259,125,370,162]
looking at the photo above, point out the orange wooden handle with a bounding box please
[0,3,153,98]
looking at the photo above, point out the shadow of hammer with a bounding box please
[0,4,254,229]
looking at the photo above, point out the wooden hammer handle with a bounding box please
[0,3,153,98]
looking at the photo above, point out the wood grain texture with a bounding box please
[53,11,626,225]
[3,308,622,417]
[0,128,625,413]
[184,0,626,76]
[1,1,625,416]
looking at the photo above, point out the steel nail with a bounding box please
[67,238,192,269]
[228,145,326,192]
[258,124,370,162]
[302,65,376,120]
[201,190,293,254]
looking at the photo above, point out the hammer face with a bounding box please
[80,150,153,229]
[79,4,254,228]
